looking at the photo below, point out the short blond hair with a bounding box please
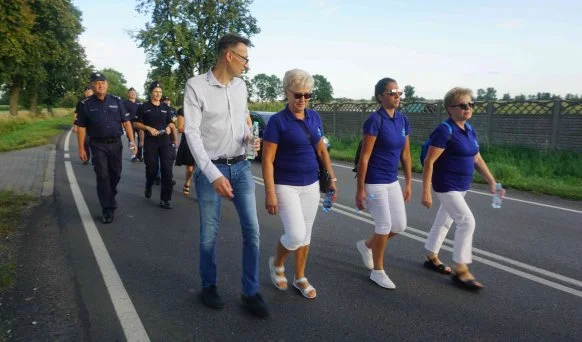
[283,69,314,91]
[444,87,473,108]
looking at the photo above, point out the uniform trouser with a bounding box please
[135,130,143,160]
[84,136,91,160]
[424,191,476,264]
[144,135,175,201]
[90,139,122,211]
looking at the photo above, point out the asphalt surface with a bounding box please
[54,131,582,341]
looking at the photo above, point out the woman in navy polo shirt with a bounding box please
[355,77,412,289]
[422,87,502,290]
[262,69,337,299]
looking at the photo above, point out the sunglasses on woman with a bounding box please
[449,102,475,110]
[288,90,313,100]
[385,89,403,97]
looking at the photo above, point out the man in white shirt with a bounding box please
[183,33,267,318]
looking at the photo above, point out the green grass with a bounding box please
[0,112,73,152]
[328,136,582,200]
[0,190,35,291]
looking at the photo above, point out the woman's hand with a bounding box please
[165,126,171,135]
[265,191,278,215]
[329,182,338,201]
[355,188,367,211]
[403,182,412,203]
[148,127,159,136]
[421,188,432,208]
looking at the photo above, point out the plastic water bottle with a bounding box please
[322,189,335,213]
[246,122,259,160]
[492,183,503,208]
[357,193,375,213]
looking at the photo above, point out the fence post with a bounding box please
[550,100,561,149]
[486,101,494,146]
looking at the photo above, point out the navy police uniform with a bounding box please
[123,92,141,160]
[135,96,176,206]
[76,72,132,221]
[74,93,92,163]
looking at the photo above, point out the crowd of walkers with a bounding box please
[73,33,505,318]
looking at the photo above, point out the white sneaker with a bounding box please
[356,240,373,270]
[370,270,396,289]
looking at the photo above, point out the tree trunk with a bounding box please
[29,89,38,116]
[9,79,22,116]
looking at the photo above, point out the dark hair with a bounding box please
[216,33,252,55]
[374,77,397,103]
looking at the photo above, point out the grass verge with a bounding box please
[328,136,582,200]
[0,112,73,152]
[0,190,36,291]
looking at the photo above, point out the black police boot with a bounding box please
[145,186,152,199]
[159,200,172,209]
[102,209,113,224]
[241,293,269,318]
[200,285,224,309]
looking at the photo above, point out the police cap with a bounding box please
[149,81,162,92]
[89,72,107,82]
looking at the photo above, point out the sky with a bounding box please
[74,0,582,100]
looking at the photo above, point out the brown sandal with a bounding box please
[183,184,190,196]
[424,256,452,274]
[452,270,483,290]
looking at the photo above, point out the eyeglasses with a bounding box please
[385,89,403,97]
[287,90,313,100]
[449,102,475,110]
[229,50,249,64]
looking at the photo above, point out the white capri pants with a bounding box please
[365,181,407,235]
[276,181,321,251]
[424,191,476,264]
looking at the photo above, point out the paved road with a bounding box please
[56,130,582,341]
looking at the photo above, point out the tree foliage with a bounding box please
[403,85,416,101]
[312,74,333,103]
[251,73,281,102]
[101,68,129,98]
[476,87,497,101]
[134,0,260,95]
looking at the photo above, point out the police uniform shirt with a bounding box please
[123,99,140,121]
[135,101,173,132]
[74,97,91,125]
[76,94,131,138]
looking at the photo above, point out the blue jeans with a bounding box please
[194,160,260,296]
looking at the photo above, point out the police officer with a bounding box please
[123,87,141,162]
[73,85,94,165]
[133,81,176,209]
[76,72,136,224]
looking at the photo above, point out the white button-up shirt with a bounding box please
[184,70,250,183]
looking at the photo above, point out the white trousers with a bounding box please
[365,181,407,235]
[424,191,476,264]
[276,181,321,251]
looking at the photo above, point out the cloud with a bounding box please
[497,19,527,29]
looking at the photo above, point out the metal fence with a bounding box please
[311,100,582,151]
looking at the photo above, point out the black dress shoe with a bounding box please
[102,210,113,224]
[145,187,152,199]
[241,293,269,318]
[200,285,224,309]
[159,200,172,209]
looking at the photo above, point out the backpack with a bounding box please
[352,112,384,173]
[420,121,473,166]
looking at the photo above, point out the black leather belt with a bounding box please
[211,154,246,165]
[92,137,120,144]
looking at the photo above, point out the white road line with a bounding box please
[64,153,70,159]
[65,135,150,341]
[64,129,72,152]
[330,162,582,214]
[251,176,582,297]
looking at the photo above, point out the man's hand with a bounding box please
[212,176,234,199]
[79,148,88,162]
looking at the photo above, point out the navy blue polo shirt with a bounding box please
[263,105,324,186]
[430,118,479,192]
[76,94,130,138]
[134,101,173,131]
[123,99,140,121]
[363,108,410,184]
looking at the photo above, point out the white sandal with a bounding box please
[293,278,317,299]
[269,256,288,290]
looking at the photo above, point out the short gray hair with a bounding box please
[283,69,314,91]
[444,87,473,108]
